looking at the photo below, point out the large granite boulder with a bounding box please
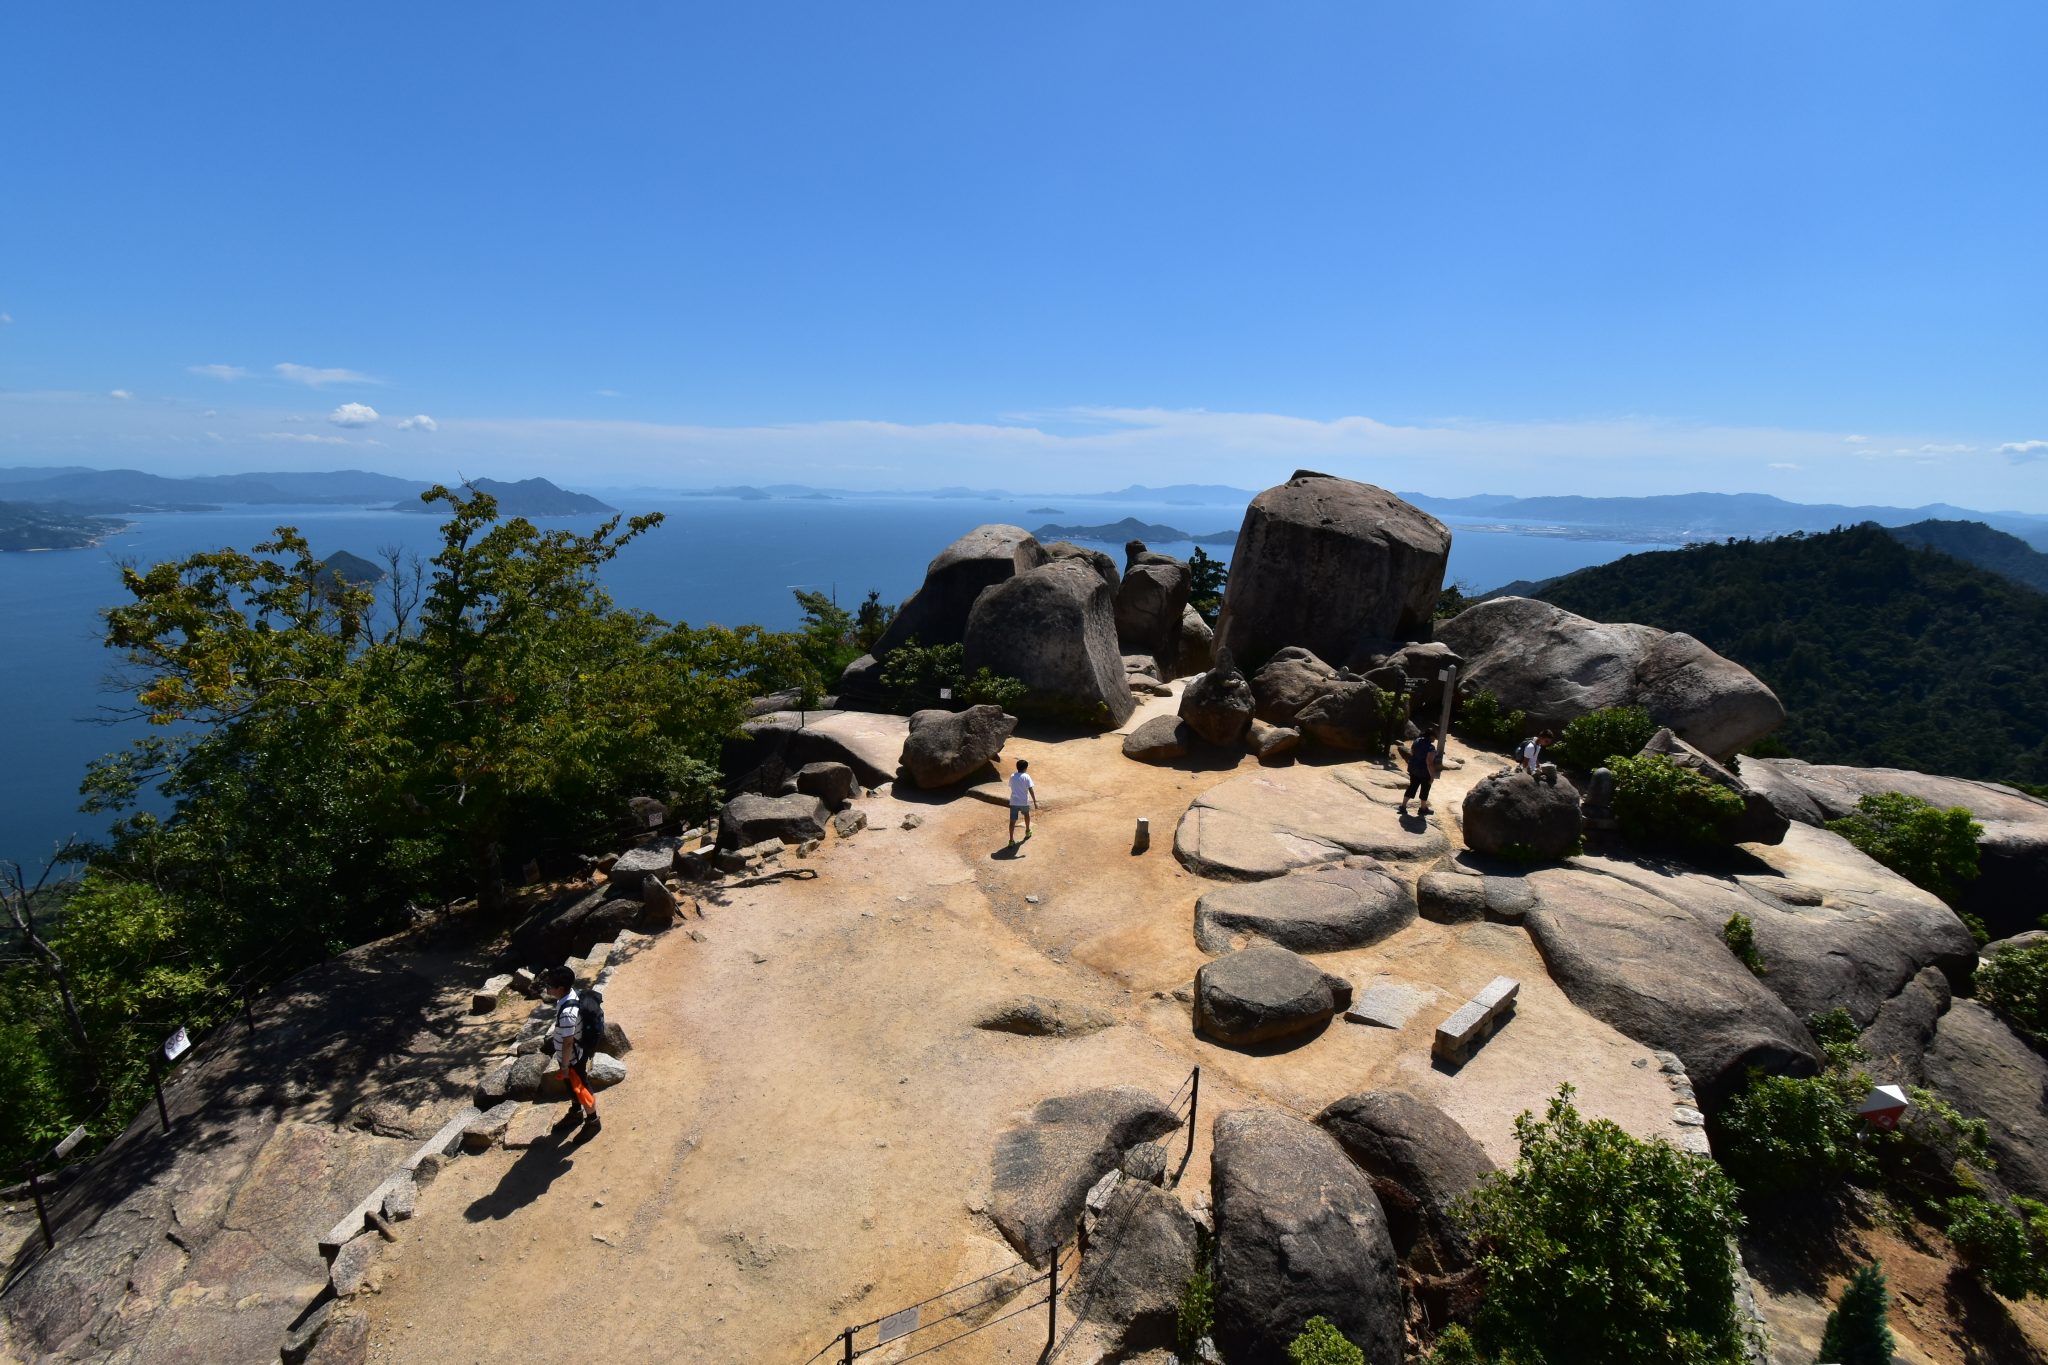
[1295,680,1391,752]
[1922,1000,2048,1204]
[1122,714,1191,763]
[873,524,1048,656]
[1214,471,1451,671]
[1178,604,1216,677]
[1194,858,1414,954]
[1389,641,1463,717]
[1212,1108,1403,1365]
[1638,727,1787,845]
[1175,765,1452,880]
[1857,965,1951,1087]
[717,792,830,848]
[606,837,682,892]
[899,705,1016,788]
[1249,646,1342,726]
[1073,1182,1200,1356]
[1435,597,1785,760]
[1744,758,2048,939]
[1177,652,1255,748]
[724,708,908,790]
[1041,539,1120,594]
[1115,545,1193,679]
[794,761,856,809]
[1195,944,1354,1046]
[1316,1092,1495,1274]
[989,1087,1183,1262]
[1461,769,1585,861]
[510,886,644,966]
[1521,866,1823,1109]
[962,559,1136,728]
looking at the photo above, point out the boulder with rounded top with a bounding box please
[873,524,1049,656]
[963,560,1135,727]
[900,705,1016,788]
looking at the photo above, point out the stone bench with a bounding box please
[1432,976,1519,1068]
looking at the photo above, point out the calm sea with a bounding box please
[0,494,1669,869]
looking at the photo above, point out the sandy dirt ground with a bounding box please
[361,689,1702,1365]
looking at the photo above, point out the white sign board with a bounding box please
[162,1026,191,1062]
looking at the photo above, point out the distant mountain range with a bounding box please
[0,468,614,520]
[390,477,614,517]
[1031,516,1238,546]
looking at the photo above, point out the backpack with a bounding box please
[556,986,609,1058]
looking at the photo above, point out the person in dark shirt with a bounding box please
[1400,724,1441,817]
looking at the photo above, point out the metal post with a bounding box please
[1185,1067,1201,1165]
[840,1325,854,1364]
[151,1055,170,1132]
[22,1162,52,1251]
[1436,666,1458,760]
[1047,1246,1059,1348]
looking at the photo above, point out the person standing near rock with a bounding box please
[543,965,601,1137]
[1400,724,1441,817]
[1517,730,1555,775]
[1008,758,1038,844]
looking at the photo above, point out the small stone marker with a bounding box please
[1134,816,1151,853]
[1345,981,1433,1029]
[1432,975,1520,1067]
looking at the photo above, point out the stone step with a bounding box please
[1432,975,1520,1067]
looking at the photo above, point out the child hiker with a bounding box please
[543,964,601,1137]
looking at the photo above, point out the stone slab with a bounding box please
[1343,981,1433,1029]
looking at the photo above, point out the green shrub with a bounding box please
[1463,1085,1748,1365]
[1714,1068,1875,1198]
[957,667,1027,710]
[1826,791,1982,905]
[1423,1325,1488,1365]
[1607,753,1747,848]
[1945,1195,2048,1300]
[875,640,1026,715]
[1456,689,1525,747]
[1723,913,1764,975]
[1175,1262,1214,1360]
[1287,1316,1365,1365]
[1555,705,1659,771]
[1975,941,2048,1036]
[1815,1261,1894,1365]
[1807,1007,1866,1071]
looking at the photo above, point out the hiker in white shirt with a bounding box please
[1007,758,1038,843]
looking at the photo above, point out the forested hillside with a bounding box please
[1529,524,2048,784]
[1884,518,2048,593]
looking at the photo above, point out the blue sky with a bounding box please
[2,4,2044,505]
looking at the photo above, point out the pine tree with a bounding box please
[1816,1262,1894,1365]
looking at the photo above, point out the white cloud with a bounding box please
[109,389,132,400]
[596,389,622,398]
[396,413,438,432]
[275,362,376,387]
[201,409,217,417]
[261,431,350,445]
[188,363,248,381]
[1843,434,1868,444]
[328,402,379,427]
[2002,440,2048,463]
[0,312,13,325]
[1915,442,1973,455]
[1769,462,1800,470]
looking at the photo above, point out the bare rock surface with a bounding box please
[963,559,1136,727]
[1315,1091,1494,1274]
[872,523,1048,656]
[726,708,909,790]
[1195,944,1354,1046]
[1072,1182,1199,1356]
[1295,680,1391,751]
[1177,604,1215,677]
[1176,654,1255,748]
[988,1088,1182,1262]
[1922,999,2048,1204]
[900,704,1016,789]
[1461,768,1584,861]
[1174,765,1451,880]
[1435,596,1785,759]
[1122,714,1191,763]
[1115,548,1192,679]
[975,996,1116,1037]
[1857,965,1952,1087]
[1249,646,1342,726]
[1212,1108,1403,1365]
[1214,471,1451,672]
[1041,539,1121,593]
[1193,857,1414,954]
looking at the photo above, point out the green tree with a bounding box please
[1975,941,2048,1036]
[1714,1067,1875,1198]
[1826,792,1982,906]
[1815,1262,1895,1365]
[1555,705,1658,771]
[792,588,858,683]
[1462,1085,1749,1365]
[1436,580,1472,620]
[1188,546,1228,622]
[1608,753,1747,849]
[853,589,897,653]
[1455,689,1526,747]
[1945,1195,2048,1300]
[1287,1316,1365,1365]
[1722,913,1764,975]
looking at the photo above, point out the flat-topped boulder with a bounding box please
[1435,596,1785,760]
[724,707,908,790]
[1212,1108,1403,1365]
[1175,765,1451,880]
[1745,757,2048,938]
[1194,857,1414,954]
[607,837,682,892]
[872,523,1048,656]
[1195,943,1354,1046]
[900,704,1016,788]
[717,792,830,848]
[963,559,1136,728]
[1315,1091,1495,1274]
[988,1087,1182,1262]
[1214,471,1451,671]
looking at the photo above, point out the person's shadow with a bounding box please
[464,1125,581,1221]
[990,842,1024,860]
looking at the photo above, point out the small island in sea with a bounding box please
[1031,514,1237,546]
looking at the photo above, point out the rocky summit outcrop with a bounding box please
[1435,597,1785,760]
[1195,944,1354,1046]
[1176,766,1451,879]
[1858,965,1952,1087]
[988,1087,1182,1262]
[1461,768,1584,861]
[962,559,1136,727]
[1922,999,2048,1204]
[1315,1091,1495,1274]
[1177,652,1255,747]
[1212,1108,1403,1365]
[899,704,1016,788]
[1214,471,1451,671]
[1744,757,2048,938]
[1639,727,1788,845]
[1249,646,1343,726]
[1194,858,1414,954]
[871,523,1048,657]
[1520,865,1823,1109]
[1115,544,1192,679]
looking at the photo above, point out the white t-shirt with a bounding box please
[1008,772,1036,807]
